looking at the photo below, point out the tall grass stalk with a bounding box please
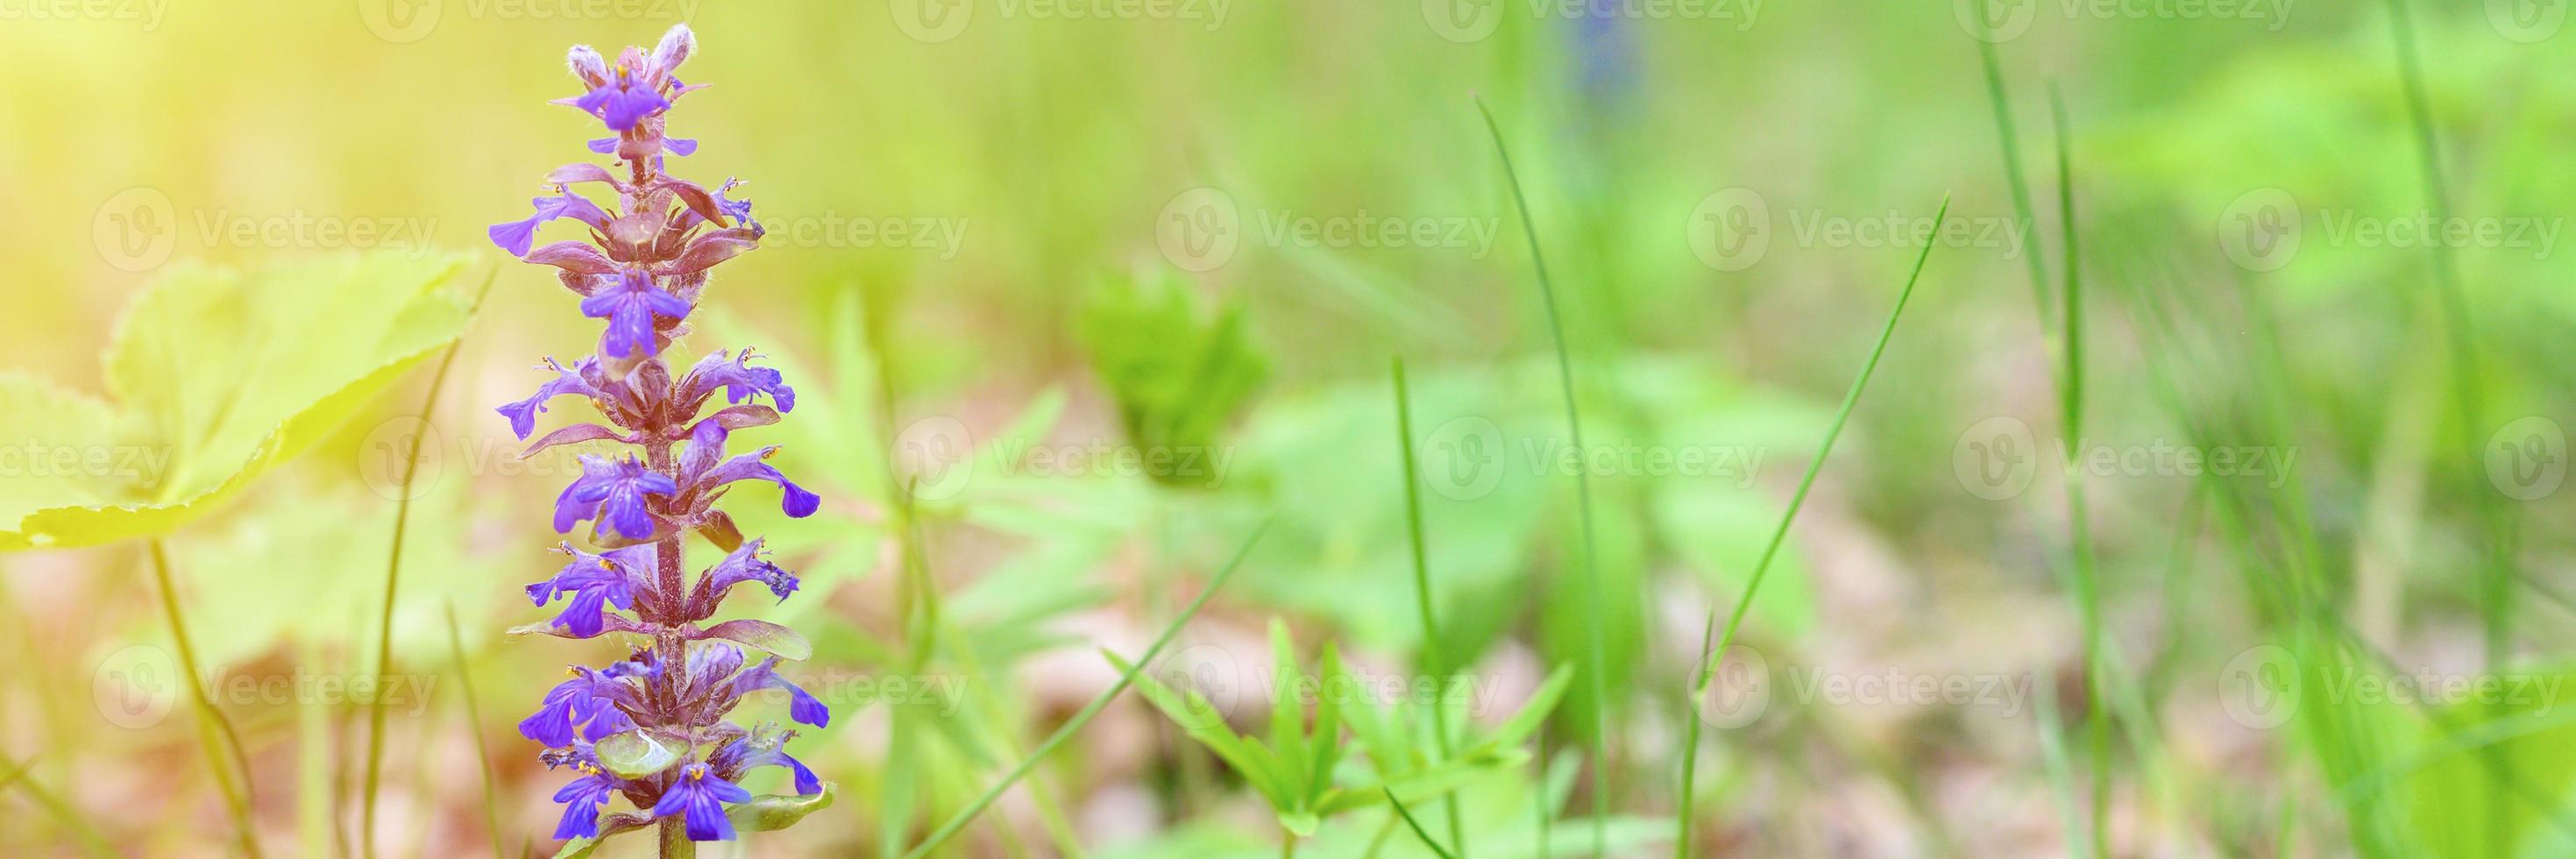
[1675,195,1949,857]
[147,538,263,857]
[442,601,506,859]
[1387,788,1461,859]
[360,266,493,857]
[1389,357,1468,858]
[898,522,1273,859]
[1472,95,1612,859]
[2046,83,2112,859]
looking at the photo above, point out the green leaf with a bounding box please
[0,253,474,550]
[727,782,837,833]
[699,619,813,661]
[592,730,679,780]
[1075,266,1267,488]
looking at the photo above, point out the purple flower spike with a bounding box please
[653,763,752,841]
[497,28,822,848]
[555,456,678,540]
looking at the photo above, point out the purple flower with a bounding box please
[520,668,636,749]
[490,191,613,257]
[498,357,606,440]
[703,539,798,604]
[550,764,620,840]
[582,270,692,359]
[678,422,820,519]
[652,763,753,841]
[576,64,671,132]
[683,349,794,413]
[528,544,651,637]
[555,456,678,540]
[730,657,830,728]
[711,731,821,796]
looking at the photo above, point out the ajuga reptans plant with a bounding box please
[486,24,829,846]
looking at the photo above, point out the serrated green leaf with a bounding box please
[727,782,836,833]
[592,730,679,780]
[0,252,474,550]
[699,619,813,661]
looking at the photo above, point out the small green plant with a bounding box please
[1109,618,1569,855]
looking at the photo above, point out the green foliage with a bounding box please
[1076,267,1268,488]
[0,252,474,550]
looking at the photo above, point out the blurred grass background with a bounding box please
[4,0,2576,855]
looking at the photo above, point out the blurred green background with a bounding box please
[4,0,2575,855]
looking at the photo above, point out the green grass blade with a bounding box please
[1,753,118,858]
[361,266,495,858]
[1472,94,1611,859]
[1390,356,1469,857]
[1676,195,1949,858]
[1976,38,2051,314]
[898,520,1273,859]
[1386,788,1460,859]
[444,601,507,859]
[147,538,264,858]
[2047,82,2111,859]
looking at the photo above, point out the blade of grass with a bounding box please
[148,538,263,858]
[443,600,506,859]
[2383,3,2517,852]
[2047,82,2112,859]
[1390,356,1469,858]
[1,753,117,858]
[1386,788,1460,859]
[898,520,1273,859]
[1976,37,2051,315]
[1472,95,1611,859]
[1676,195,1948,858]
[361,266,495,858]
